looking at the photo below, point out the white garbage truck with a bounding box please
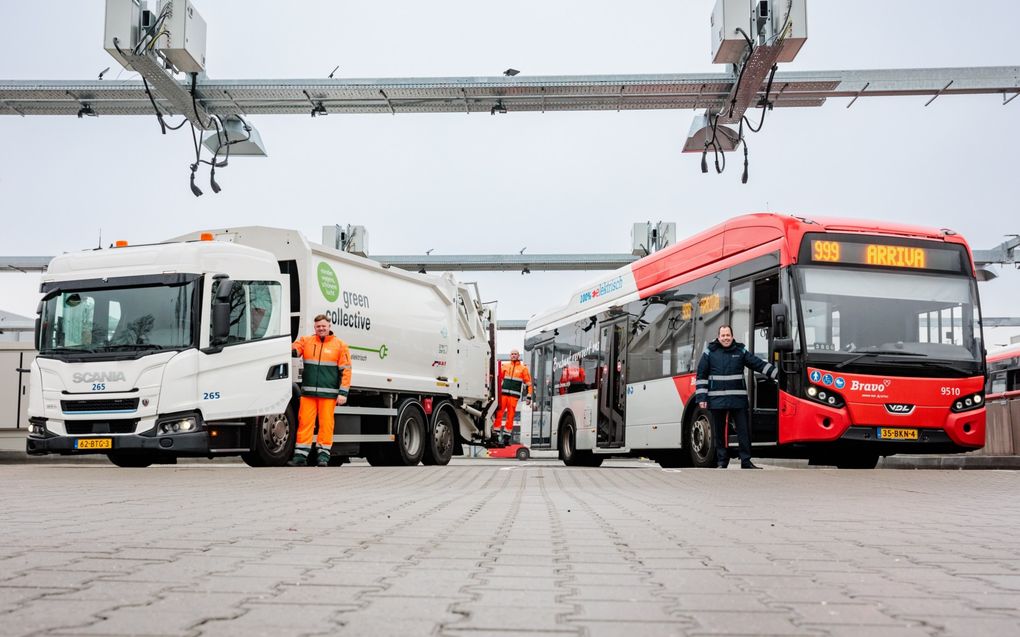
[26,227,496,467]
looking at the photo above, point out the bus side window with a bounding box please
[989,372,1006,395]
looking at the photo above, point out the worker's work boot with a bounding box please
[316,449,331,467]
[502,433,512,446]
[288,447,309,467]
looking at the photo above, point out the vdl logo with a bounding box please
[885,403,914,414]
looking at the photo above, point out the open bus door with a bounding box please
[597,318,627,448]
[529,339,554,449]
[732,274,780,444]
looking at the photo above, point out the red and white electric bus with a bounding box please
[986,343,1020,400]
[524,213,986,469]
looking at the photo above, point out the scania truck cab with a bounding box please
[26,236,294,467]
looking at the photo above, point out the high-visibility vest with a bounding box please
[293,333,352,399]
[499,360,532,399]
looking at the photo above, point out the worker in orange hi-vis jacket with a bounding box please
[289,314,352,467]
[492,348,532,445]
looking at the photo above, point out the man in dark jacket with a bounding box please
[695,325,778,469]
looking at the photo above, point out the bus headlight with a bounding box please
[951,392,984,413]
[806,385,845,408]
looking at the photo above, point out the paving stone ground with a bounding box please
[0,459,1018,636]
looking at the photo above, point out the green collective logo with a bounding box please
[317,262,339,302]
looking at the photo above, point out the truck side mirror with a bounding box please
[211,278,233,345]
[34,300,42,350]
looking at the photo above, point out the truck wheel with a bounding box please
[685,408,717,468]
[515,447,530,461]
[108,452,155,468]
[242,405,297,468]
[422,407,455,466]
[390,402,426,466]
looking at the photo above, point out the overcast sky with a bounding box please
[1,1,1018,350]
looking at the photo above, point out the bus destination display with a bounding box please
[806,239,964,272]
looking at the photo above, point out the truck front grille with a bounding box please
[61,398,140,413]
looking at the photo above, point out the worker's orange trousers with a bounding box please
[297,396,336,449]
[493,394,519,433]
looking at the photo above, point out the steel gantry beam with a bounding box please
[1,67,1017,118]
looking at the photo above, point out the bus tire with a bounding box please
[560,416,601,467]
[422,405,455,466]
[242,405,297,468]
[515,447,530,461]
[685,407,717,469]
[559,419,582,466]
[389,400,426,466]
[108,452,155,468]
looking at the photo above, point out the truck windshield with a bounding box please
[38,282,197,354]
[795,267,981,364]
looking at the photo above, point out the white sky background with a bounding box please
[1,0,1018,351]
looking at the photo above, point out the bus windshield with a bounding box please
[38,281,198,355]
[795,267,981,363]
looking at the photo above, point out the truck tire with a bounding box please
[242,404,297,468]
[389,401,426,466]
[108,452,155,468]
[685,407,717,468]
[422,406,455,466]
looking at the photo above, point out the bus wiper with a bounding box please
[836,350,928,368]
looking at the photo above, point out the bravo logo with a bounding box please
[72,371,126,384]
[849,379,891,392]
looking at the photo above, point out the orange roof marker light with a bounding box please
[114,240,128,247]
[200,233,214,241]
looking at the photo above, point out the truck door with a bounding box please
[597,318,627,448]
[530,340,554,449]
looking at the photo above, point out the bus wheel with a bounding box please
[108,452,155,468]
[243,407,296,468]
[390,402,426,466]
[686,408,717,469]
[560,419,581,466]
[422,407,455,466]
[515,447,530,461]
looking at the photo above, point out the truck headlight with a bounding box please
[157,415,199,435]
